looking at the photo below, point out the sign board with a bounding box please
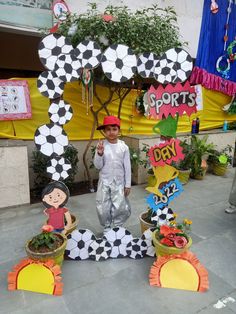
[0,80,32,120]
[148,82,197,119]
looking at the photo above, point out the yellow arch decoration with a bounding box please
[8,258,63,295]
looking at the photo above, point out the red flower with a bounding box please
[160,225,182,237]
[160,238,174,247]
[101,14,116,22]
[174,236,188,248]
[166,233,176,240]
[42,224,54,233]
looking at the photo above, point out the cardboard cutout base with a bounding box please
[8,258,63,295]
[149,251,209,292]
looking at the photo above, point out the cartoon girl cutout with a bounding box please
[42,181,72,234]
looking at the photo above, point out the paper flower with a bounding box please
[174,236,188,248]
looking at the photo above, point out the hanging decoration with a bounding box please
[190,0,236,96]
[81,69,94,115]
[50,0,70,33]
[215,0,235,79]
[211,0,219,13]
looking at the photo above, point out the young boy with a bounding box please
[94,115,131,232]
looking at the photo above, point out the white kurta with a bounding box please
[94,139,131,188]
[94,139,131,228]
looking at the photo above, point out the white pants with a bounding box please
[96,180,131,228]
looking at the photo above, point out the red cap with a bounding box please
[97,116,121,130]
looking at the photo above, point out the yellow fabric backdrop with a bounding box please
[0,78,235,140]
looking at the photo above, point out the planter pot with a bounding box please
[25,233,67,267]
[139,211,155,234]
[190,168,207,180]
[178,169,191,185]
[147,175,156,187]
[152,229,192,257]
[212,163,228,176]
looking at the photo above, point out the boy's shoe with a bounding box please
[225,205,236,214]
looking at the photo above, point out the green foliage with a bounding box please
[172,139,192,170]
[30,231,57,250]
[207,144,233,165]
[57,3,183,55]
[31,144,79,190]
[188,135,215,177]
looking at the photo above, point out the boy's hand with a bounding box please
[97,139,104,156]
[124,187,131,197]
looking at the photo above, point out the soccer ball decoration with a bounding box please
[46,156,72,181]
[38,33,73,71]
[141,228,156,257]
[37,71,65,99]
[151,207,175,226]
[88,238,112,261]
[74,40,102,69]
[48,99,73,125]
[103,227,133,258]
[101,44,137,82]
[154,58,177,85]
[65,229,96,260]
[126,238,147,259]
[34,123,68,157]
[170,48,193,83]
[154,48,193,84]
[137,52,158,78]
[54,54,82,82]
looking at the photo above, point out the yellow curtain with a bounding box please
[0,78,235,140]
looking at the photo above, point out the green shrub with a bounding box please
[31,144,79,191]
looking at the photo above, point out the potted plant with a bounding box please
[25,225,67,266]
[188,135,215,180]
[172,139,192,184]
[207,145,233,176]
[152,219,192,257]
[139,207,156,233]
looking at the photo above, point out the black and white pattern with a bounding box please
[101,44,137,82]
[103,227,133,258]
[154,48,193,84]
[88,239,112,261]
[161,48,193,83]
[54,54,82,82]
[65,229,96,260]
[154,57,177,85]
[46,156,72,181]
[34,123,68,157]
[74,40,102,69]
[141,228,156,257]
[151,207,175,226]
[137,52,158,78]
[126,238,147,259]
[37,71,65,99]
[38,33,73,71]
[48,99,73,125]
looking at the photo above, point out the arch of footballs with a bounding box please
[65,226,156,261]
[34,33,193,181]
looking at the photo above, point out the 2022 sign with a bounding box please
[146,178,183,212]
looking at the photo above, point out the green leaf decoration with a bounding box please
[153,115,179,138]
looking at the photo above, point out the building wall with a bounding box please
[66,0,204,58]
